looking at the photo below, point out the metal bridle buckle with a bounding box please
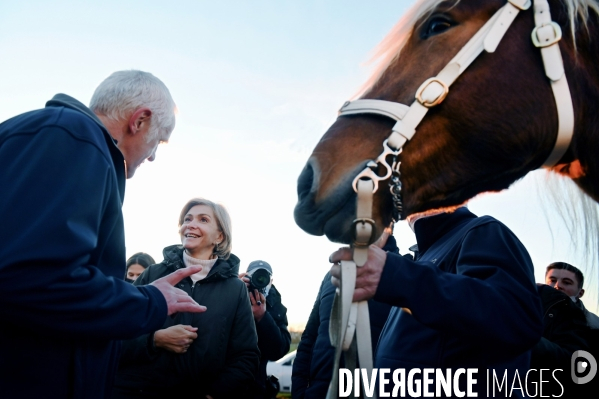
[531,22,562,48]
[351,139,401,194]
[415,78,449,108]
[351,218,376,246]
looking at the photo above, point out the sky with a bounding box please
[1,0,597,325]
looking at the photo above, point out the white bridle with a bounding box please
[327,1,573,398]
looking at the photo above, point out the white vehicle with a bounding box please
[266,350,296,393]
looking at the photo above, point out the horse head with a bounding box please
[294,0,599,244]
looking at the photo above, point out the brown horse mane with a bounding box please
[355,0,599,98]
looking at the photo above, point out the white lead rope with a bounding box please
[328,180,376,399]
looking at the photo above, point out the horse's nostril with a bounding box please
[297,161,316,201]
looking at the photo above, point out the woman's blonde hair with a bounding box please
[178,198,232,260]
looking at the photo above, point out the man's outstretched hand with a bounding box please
[151,266,207,315]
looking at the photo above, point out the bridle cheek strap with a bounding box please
[532,0,575,166]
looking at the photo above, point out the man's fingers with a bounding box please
[373,227,392,248]
[330,263,340,278]
[329,247,352,264]
[176,292,200,305]
[169,291,207,314]
[255,291,265,306]
[331,275,340,288]
[155,266,202,286]
[173,302,207,314]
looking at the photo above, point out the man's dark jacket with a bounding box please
[291,236,397,399]
[530,284,590,396]
[114,245,260,398]
[0,95,167,398]
[531,284,590,369]
[375,208,543,397]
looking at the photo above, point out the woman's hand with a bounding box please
[154,324,198,354]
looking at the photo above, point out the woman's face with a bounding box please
[179,204,223,259]
[126,264,145,281]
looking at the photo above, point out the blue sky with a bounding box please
[1,0,596,324]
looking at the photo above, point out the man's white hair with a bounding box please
[90,70,176,141]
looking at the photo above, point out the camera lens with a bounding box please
[250,268,271,289]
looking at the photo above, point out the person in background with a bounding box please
[529,282,590,396]
[126,252,156,283]
[0,70,205,399]
[240,260,291,399]
[114,198,259,398]
[292,229,395,399]
[543,261,599,392]
[545,262,599,329]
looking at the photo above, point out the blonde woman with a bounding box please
[113,198,259,398]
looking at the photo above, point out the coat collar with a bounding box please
[46,94,106,127]
[45,94,126,203]
[162,244,241,282]
[413,207,477,256]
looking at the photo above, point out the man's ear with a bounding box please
[578,288,585,299]
[128,108,152,134]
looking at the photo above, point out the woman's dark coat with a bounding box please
[114,245,260,398]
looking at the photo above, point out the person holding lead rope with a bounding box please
[329,205,543,397]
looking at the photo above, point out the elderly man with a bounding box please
[0,70,205,398]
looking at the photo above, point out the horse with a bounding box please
[294,0,599,248]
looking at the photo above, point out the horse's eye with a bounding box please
[421,16,454,39]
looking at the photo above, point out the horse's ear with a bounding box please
[553,160,585,179]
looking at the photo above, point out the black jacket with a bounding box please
[0,95,167,399]
[375,208,542,397]
[114,245,260,398]
[530,284,591,396]
[531,284,590,369]
[254,284,291,396]
[291,236,396,399]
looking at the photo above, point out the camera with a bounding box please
[246,267,271,295]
